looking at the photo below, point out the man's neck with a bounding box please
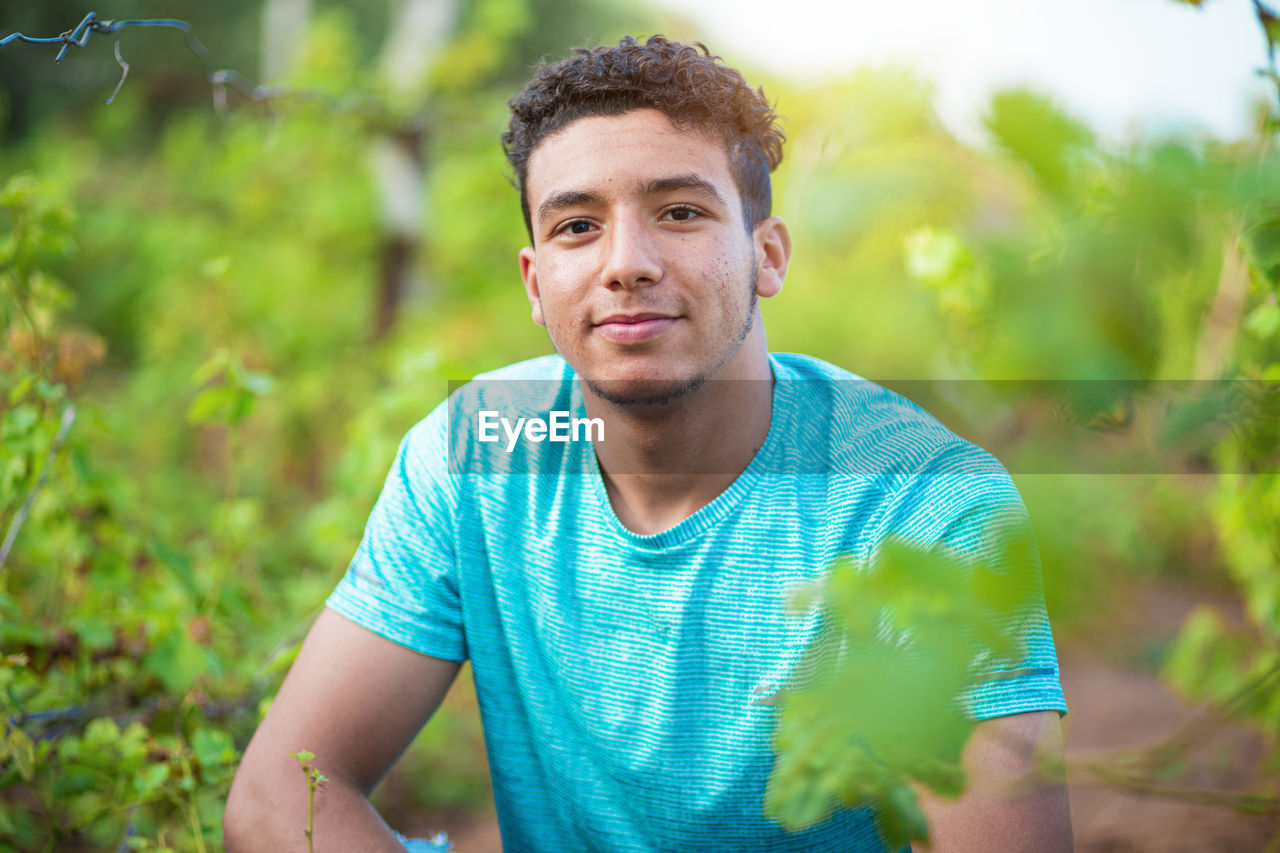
[585,345,775,537]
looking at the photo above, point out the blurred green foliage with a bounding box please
[2,1,1280,850]
[767,540,1040,848]
[762,3,1280,842]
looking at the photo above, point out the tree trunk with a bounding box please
[260,0,313,82]
[371,0,457,338]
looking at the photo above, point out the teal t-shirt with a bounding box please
[327,352,1067,852]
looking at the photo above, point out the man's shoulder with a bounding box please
[771,352,944,433]
[772,354,1027,556]
[771,352,988,485]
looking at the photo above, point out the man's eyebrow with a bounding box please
[646,175,726,205]
[535,176,726,226]
[537,190,604,226]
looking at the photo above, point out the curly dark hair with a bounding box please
[503,35,785,240]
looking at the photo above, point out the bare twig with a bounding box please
[0,12,424,132]
[1079,761,1280,811]
[106,38,129,106]
[0,13,211,73]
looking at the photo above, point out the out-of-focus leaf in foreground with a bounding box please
[766,537,1040,849]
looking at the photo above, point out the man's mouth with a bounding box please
[592,313,679,345]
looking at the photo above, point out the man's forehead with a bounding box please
[524,109,735,202]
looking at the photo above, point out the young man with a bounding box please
[225,36,1072,852]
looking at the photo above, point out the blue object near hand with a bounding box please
[396,831,453,852]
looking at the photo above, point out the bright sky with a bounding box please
[651,0,1272,143]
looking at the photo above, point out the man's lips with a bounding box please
[592,313,679,344]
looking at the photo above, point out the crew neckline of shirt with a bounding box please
[578,354,795,552]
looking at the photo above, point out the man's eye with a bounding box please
[664,207,700,222]
[558,220,594,236]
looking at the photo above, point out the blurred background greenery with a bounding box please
[1,1,1279,850]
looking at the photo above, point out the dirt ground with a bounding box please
[1057,581,1278,852]
[396,580,1279,852]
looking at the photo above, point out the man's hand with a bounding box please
[224,608,462,852]
[915,710,1073,852]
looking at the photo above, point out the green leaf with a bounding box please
[6,376,35,405]
[1244,210,1280,289]
[187,386,239,425]
[904,227,971,287]
[133,762,171,797]
[1162,606,1251,703]
[153,540,201,602]
[1245,299,1280,340]
[188,366,263,425]
[82,717,123,753]
[984,91,1094,199]
[33,379,64,402]
[200,256,232,280]
[191,348,230,387]
[52,769,97,798]
[7,729,35,782]
[192,728,236,769]
[1258,4,1280,49]
[875,783,930,850]
[143,633,207,693]
[239,370,274,396]
[1,405,39,441]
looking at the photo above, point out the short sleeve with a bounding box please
[326,403,468,661]
[874,441,1068,721]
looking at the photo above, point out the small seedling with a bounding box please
[290,750,328,853]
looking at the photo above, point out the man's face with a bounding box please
[519,109,786,406]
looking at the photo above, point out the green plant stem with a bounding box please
[28,778,63,848]
[226,423,239,504]
[1134,659,1280,770]
[0,402,76,573]
[1053,659,1280,817]
[1081,761,1280,812]
[187,790,207,853]
[306,770,317,853]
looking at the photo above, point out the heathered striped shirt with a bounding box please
[327,352,1067,852]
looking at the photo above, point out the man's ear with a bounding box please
[753,216,791,299]
[519,246,546,327]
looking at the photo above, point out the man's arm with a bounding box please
[224,608,462,853]
[916,710,1073,853]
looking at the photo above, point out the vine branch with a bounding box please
[0,13,210,105]
[1253,0,1280,115]
[0,11,425,131]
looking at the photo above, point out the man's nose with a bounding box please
[600,214,663,290]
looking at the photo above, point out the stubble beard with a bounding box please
[583,257,760,409]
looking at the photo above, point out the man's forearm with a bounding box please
[224,771,407,853]
[223,611,462,852]
[915,710,1073,853]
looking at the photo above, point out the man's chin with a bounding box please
[583,375,707,408]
